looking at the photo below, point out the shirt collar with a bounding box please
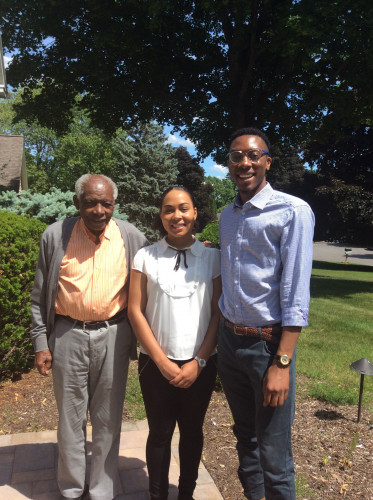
[80,217,113,242]
[233,182,273,211]
[159,236,205,256]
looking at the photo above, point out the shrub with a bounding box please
[0,211,46,379]
[196,221,220,247]
[0,188,128,224]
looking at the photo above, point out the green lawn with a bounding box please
[297,260,373,410]
[125,259,373,417]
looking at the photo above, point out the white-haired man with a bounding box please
[31,174,148,500]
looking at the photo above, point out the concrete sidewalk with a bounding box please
[313,241,373,267]
[0,420,223,500]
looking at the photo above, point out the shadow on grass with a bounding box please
[312,260,373,273]
[311,261,373,298]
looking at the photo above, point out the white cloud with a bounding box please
[4,55,12,68]
[211,164,228,177]
[167,134,195,148]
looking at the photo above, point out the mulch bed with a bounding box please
[0,367,372,499]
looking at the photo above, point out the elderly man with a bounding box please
[31,174,148,500]
[218,128,314,500]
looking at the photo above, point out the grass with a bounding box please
[124,358,147,420]
[295,473,317,498]
[125,259,373,417]
[297,260,373,411]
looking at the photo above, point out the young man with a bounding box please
[218,128,314,500]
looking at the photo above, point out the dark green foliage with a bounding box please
[174,147,215,231]
[196,221,220,248]
[315,180,373,246]
[3,0,372,163]
[303,125,373,245]
[0,211,46,379]
[113,122,178,241]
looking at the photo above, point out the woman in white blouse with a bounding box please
[128,186,221,500]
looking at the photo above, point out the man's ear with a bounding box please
[73,195,80,211]
[266,156,272,172]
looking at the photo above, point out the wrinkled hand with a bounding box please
[262,363,290,407]
[157,358,181,381]
[35,349,52,376]
[170,360,200,389]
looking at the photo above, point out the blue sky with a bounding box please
[164,126,228,179]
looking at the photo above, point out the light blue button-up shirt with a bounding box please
[219,183,315,327]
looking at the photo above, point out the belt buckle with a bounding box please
[82,320,87,330]
[233,324,244,336]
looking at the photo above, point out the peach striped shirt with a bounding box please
[55,218,128,321]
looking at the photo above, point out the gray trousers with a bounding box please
[49,314,132,500]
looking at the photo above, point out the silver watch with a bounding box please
[194,356,207,368]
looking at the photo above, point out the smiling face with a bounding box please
[160,189,197,248]
[73,176,115,238]
[228,134,272,203]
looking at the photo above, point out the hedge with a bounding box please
[196,221,220,247]
[0,211,46,379]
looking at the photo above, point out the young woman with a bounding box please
[128,187,221,500]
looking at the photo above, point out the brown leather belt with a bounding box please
[223,319,282,344]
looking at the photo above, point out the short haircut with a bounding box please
[75,174,118,201]
[228,127,271,151]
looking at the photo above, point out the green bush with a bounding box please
[196,220,220,247]
[0,211,46,379]
[0,188,128,224]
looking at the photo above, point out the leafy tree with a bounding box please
[305,125,373,190]
[0,89,120,192]
[205,176,236,211]
[303,125,373,245]
[0,89,57,192]
[2,0,372,162]
[314,179,373,246]
[174,147,215,231]
[113,122,178,241]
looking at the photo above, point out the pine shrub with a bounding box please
[0,188,127,224]
[0,211,46,379]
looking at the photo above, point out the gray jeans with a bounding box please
[49,314,132,500]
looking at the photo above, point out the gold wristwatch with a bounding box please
[274,354,292,367]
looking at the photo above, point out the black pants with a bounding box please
[138,353,217,500]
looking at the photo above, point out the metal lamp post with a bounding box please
[349,358,373,423]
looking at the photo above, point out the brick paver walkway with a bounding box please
[0,420,223,500]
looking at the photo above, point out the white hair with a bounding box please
[75,174,118,200]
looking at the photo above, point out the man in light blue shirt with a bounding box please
[218,127,314,500]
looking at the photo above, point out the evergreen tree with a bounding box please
[0,189,127,225]
[113,122,178,241]
[174,147,215,231]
